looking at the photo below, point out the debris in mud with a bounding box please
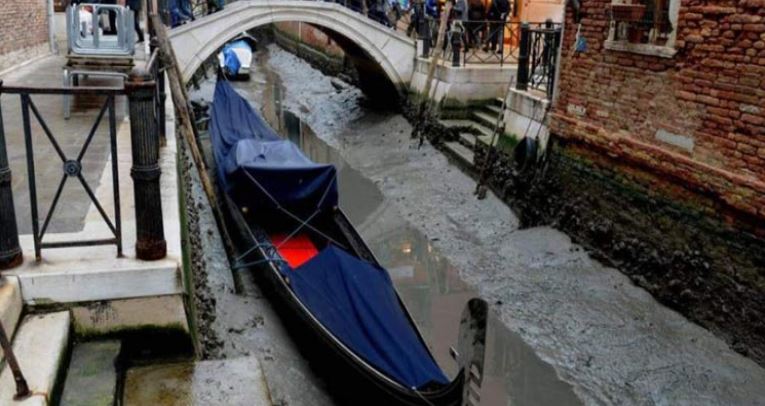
[476,137,765,367]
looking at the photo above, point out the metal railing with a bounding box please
[0,84,124,261]
[515,21,560,99]
[0,53,168,269]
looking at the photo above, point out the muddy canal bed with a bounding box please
[188,44,765,405]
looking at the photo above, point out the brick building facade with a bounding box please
[0,0,51,72]
[551,0,765,230]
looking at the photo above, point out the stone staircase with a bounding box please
[0,274,273,405]
[440,98,505,169]
[0,277,71,406]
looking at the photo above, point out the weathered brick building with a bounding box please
[538,0,765,363]
[0,0,51,72]
[552,0,765,230]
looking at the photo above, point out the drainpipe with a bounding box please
[47,0,58,54]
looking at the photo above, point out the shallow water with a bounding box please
[192,46,581,405]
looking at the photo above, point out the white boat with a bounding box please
[217,34,257,80]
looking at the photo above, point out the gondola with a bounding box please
[206,79,487,405]
[217,33,257,80]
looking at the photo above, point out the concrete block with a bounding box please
[71,295,189,336]
[0,311,71,406]
[0,277,22,362]
[123,357,272,405]
[60,341,121,406]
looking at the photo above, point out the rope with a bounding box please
[241,169,349,250]
[232,257,286,270]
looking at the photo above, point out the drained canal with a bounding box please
[188,40,765,405]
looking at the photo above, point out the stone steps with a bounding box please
[444,141,475,166]
[60,341,121,406]
[459,132,476,147]
[483,103,503,117]
[439,119,477,130]
[0,311,71,405]
[471,110,500,129]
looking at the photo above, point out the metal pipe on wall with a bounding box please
[48,0,58,54]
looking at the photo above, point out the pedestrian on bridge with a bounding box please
[465,0,484,49]
[485,0,509,53]
[406,0,425,38]
[126,0,145,43]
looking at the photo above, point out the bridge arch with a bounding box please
[169,0,415,89]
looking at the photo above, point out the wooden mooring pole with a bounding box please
[150,14,236,252]
[414,0,453,146]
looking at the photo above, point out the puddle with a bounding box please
[190,45,581,405]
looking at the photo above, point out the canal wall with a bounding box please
[538,0,765,364]
[270,22,360,84]
[551,3,765,232]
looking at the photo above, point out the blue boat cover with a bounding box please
[291,245,449,388]
[210,80,448,389]
[221,40,251,75]
[210,80,338,215]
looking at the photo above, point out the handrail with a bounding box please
[1,85,125,95]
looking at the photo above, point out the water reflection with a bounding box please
[194,48,582,406]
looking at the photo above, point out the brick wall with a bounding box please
[0,0,50,71]
[551,0,765,226]
[273,22,346,57]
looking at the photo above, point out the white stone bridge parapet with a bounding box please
[169,0,417,87]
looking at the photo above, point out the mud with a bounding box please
[470,137,765,367]
[255,43,765,405]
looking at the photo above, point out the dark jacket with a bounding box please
[127,0,141,10]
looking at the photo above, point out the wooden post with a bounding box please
[150,14,236,252]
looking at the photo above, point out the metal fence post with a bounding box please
[516,22,530,91]
[126,68,167,260]
[549,26,562,99]
[421,17,431,57]
[451,25,462,67]
[0,82,23,270]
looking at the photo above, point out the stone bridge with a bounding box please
[169,0,416,88]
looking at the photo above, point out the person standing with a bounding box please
[465,0,485,49]
[406,0,425,37]
[99,0,118,35]
[207,0,223,14]
[485,0,509,53]
[126,0,144,43]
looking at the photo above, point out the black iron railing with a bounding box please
[0,47,168,268]
[0,84,124,261]
[418,19,561,67]
[515,21,561,99]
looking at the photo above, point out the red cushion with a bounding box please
[271,233,319,269]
